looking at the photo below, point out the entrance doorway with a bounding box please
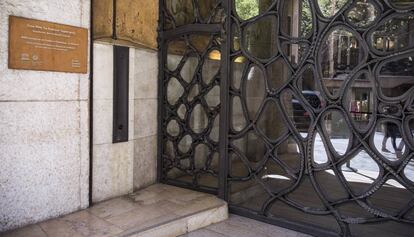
[158,1,414,236]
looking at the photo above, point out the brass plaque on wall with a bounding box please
[8,16,88,73]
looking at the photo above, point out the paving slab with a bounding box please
[1,184,228,237]
[181,215,311,237]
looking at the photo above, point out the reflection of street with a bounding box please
[313,132,414,185]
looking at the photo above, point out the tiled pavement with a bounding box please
[182,215,310,237]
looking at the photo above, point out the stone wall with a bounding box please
[91,0,159,203]
[0,0,91,232]
[92,43,158,202]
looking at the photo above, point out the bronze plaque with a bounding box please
[8,16,88,73]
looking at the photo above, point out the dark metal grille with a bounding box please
[159,0,414,236]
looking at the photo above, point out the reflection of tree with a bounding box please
[167,0,194,26]
[317,0,348,17]
[300,0,312,37]
[373,16,413,53]
[235,0,259,20]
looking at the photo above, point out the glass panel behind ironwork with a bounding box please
[162,33,221,191]
[228,0,414,236]
[160,0,414,236]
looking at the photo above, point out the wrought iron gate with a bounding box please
[158,0,414,236]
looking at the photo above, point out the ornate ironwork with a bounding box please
[159,0,414,236]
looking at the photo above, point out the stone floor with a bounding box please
[1,184,228,237]
[181,215,310,237]
[2,183,309,237]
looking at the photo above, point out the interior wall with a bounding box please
[0,0,90,232]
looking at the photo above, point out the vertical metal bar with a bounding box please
[157,0,166,183]
[218,0,231,201]
[113,46,130,143]
[89,0,94,207]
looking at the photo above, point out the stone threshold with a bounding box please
[2,184,228,237]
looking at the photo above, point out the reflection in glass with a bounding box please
[379,55,414,98]
[235,0,273,20]
[232,58,247,90]
[368,179,412,216]
[198,0,220,22]
[230,153,249,178]
[259,158,296,193]
[282,43,309,67]
[243,15,278,59]
[178,134,192,153]
[190,104,208,133]
[210,115,220,142]
[373,121,406,161]
[177,104,186,119]
[276,136,301,172]
[165,0,195,26]
[197,154,219,188]
[317,0,348,18]
[372,15,414,53]
[341,150,380,195]
[232,23,241,51]
[390,0,414,9]
[189,35,211,54]
[187,84,199,102]
[232,132,267,169]
[257,101,287,141]
[281,90,311,138]
[410,118,414,140]
[167,119,180,137]
[246,66,266,119]
[315,169,348,202]
[167,40,185,71]
[205,86,220,108]
[323,110,351,156]
[298,67,325,110]
[167,77,184,105]
[346,73,374,131]
[165,141,175,158]
[231,96,247,131]
[194,144,209,169]
[346,0,378,28]
[202,50,221,84]
[281,0,313,38]
[181,56,199,83]
[320,28,364,96]
[193,145,219,187]
[313,132,328,164]
[266,58,291,90]
[404,158,414,183]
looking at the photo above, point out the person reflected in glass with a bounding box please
[381,122,398,152]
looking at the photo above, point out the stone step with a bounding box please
[2,184,228,237]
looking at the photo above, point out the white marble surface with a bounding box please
[92,142,134,203]
[0,0,90,232]
[91,42,158,202]
[3,184,229,237]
